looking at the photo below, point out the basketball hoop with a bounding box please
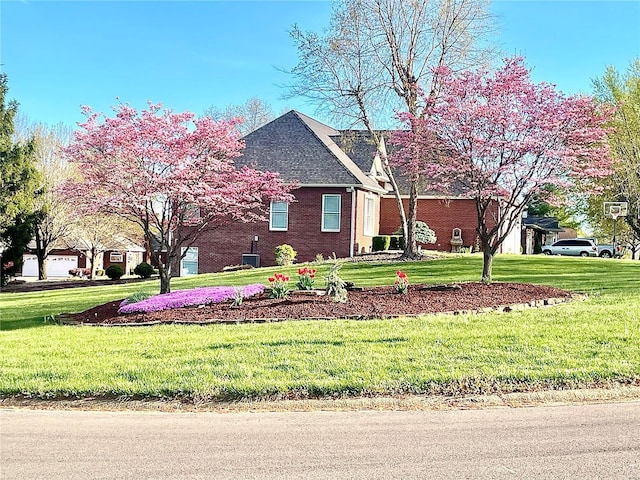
[609,206,622,221]
[603,202,629,255]
[604,202,628,219]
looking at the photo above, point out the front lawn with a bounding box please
[1,255,639,400]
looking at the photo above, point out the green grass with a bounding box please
[1,255,639,400]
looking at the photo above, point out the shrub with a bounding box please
[96,269,105,277]
[105,265,125,280]
[372,236,391,251]
[325,263,348,303]
[275,244,296,266]
[122,291,154,306]
[68,268,91,278]
[231,287,244,306]
[394,222,436,245]
[133,262,154,279]
[389,236,405,250]
[415,221,437,244]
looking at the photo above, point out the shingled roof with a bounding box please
[236,111,385,193]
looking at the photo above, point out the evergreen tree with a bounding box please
[0,74,42,283]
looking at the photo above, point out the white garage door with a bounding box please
[22,254,78,277]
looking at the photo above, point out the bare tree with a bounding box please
[288,0,495,258]
[203,97,274,136]
[30,123,77,279]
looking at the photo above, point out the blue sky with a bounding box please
[1,0,639,129]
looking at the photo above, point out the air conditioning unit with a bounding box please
[241,254,260,268]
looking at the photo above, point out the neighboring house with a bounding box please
[75,235,146,275]
[21,237,145,278]
[180,110,522,275]
[521,216,565,254]
[21,238,87,278]
[99,246,145,275]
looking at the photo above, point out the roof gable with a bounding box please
[330,131,389,182]
[237,111,384,192]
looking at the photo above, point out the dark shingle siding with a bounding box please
[236,111,361,185]
[330,131,381,174]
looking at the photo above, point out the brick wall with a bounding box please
[102,250,126,270]
[380,197,498,251]
[185,187,355,274]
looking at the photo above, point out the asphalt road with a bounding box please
[2,402,639,479]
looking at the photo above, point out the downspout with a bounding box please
[349,187,356,258]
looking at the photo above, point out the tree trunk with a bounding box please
[159,266,171,294]
[35,226,47,280]
[401,179,420,259]
[87,247,96,280]
[481,246,493,284]
[38,254,47,281]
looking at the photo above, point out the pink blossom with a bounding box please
[117,284,264,314]
[61,103,293,294]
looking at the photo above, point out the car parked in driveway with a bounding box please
[542,239,598,257]
[572,238,622,258]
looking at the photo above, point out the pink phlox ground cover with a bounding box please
[118,284,265,314]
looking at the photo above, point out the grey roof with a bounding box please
[523,216,564,232]
[332,129,472,197]
[236,111,385,192]
[330,131,386,176]
[236,110,475,197]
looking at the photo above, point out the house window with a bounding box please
[363,194,375,236]
[181,247,198,276]
[109,252,123,263]
[270,201,288,231]
[322,194,341,232]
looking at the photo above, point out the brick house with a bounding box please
[21,236,145,278]
[180,111,521,275]
[379,184,521,254]
[180,111,388,274]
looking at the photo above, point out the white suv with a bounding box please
[542,239,598,257]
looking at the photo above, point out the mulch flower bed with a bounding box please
[64,282,573,326]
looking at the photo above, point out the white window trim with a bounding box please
[109,252,123,263]
[322,194,341,232]
[269,201,289,231]
[180,246,198,276]
[363,193,375,237]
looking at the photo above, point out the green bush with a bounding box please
[394,222,436,245]
[415,221,436,244]
[275,244,297,266]
[389,235,406,250]
[105,265,125,280]
[133,262,154,279]
[372,236,391,251]
[124,291,154,305]
[324,263,348,303]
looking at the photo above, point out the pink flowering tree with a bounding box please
[63,103,292,293]
[393,57,612,282]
